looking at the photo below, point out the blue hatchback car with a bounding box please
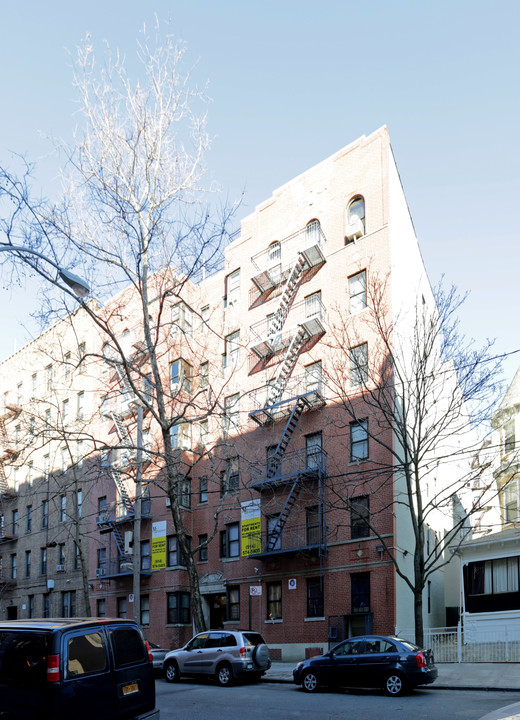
[293,634,438,696]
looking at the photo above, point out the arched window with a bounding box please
[305,219,321,248]
[345,196,365,242]
[268,241,281,266]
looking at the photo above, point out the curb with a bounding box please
[261,677,520,692]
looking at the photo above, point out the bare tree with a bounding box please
[0,22,237,632]
[325,273,502,646]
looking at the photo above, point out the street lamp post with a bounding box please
[0,245,90,298]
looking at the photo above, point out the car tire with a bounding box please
[252,643,270,669]
[216,662,233,687]
[384,672,408,697]
[302,669,320,693]
[164,660,180,683]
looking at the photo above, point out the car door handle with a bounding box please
[217,649,223,653]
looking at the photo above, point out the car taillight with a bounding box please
[145,640,153,663]
[240,646,247,659]
[416,652,427,668]
[47,654,60,682]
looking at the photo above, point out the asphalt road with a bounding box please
[155,678,520,720]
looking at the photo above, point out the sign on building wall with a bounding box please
[241,499,261,556]
[151,520,167,570]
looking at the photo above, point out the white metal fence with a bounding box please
[400,625,520,663]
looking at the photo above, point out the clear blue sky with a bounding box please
[0,0,518,384]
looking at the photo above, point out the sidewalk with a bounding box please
[263,662,520,719]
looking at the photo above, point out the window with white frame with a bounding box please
[305,432,323,470]
[347,196,365,235]
[200,305,210,333]
[349,270,367,313]
[178,476,191,509]
[199,419,208,448]
[305,291,321,319]
[222,394,240,437]
[226,269,240,306]
[504,420,516,455]
[170,358,193,393]
[503,476,520,524]
[305,361,322,394]
[62,399,69,425]
[223,331,240,370]
[199,361,209,389]
[77,391,84,420]
[305,219,321,248]
[167,536,188,567]
[349,343,368,387]
[220,522,240,558]
[221,457,239,496]
[171,302,193,335]
[60,495,67,523]
[170,423,192,451]
[350,420,369,461]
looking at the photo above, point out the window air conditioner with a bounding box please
[56,564,65,572]
[345,216,364,242]
[96,568,106,577]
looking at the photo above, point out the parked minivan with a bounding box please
[0,618,159,720]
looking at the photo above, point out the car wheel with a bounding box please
[302,669,320,693]
[384,672,408,697]
[164,660,180,683]
[216,662,233,687]
[252,643,270,669]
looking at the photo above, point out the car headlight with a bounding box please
[295,661,304,670]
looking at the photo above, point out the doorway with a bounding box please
[6,605,18,620]
[207,594,227,629]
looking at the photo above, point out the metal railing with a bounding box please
[244,522,326,557]
[400,624,520,663]
[249,296,327,350]
[250,447,327,487]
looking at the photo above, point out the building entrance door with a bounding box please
[6,605,17,620]
[208,594,226,628]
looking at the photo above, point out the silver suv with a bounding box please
[163,630,270,686]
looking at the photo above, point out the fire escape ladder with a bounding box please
[266,396,307,480]
[109,468,134,515]
[110,522,126,555]
[114,362,134,395]
[267,252,306,342]
[265,477,302,552]
[266,326,307,407]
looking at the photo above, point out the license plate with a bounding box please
[122,682,139,696]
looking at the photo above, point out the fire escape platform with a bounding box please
[249,388,325,426]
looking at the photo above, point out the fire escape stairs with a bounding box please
[0,464,8,494]
[266,326,307,407]
[267,252,306,342]
[265,476,303,553]
[265,396,307,481]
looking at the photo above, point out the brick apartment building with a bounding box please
[0,127,460,660]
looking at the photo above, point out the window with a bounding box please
[16,382,23,405]
[223,331,240,370]
[45,364,53,392]
[76,490,83,519]
[64,352,72,383]
[266,445,281,478]
[351,496,370,539]
[199,420,208,448]
[61,446,68,472]
[78,342,86,373]
[40,548,47,575]
[61,590,76,618]
[97,548,106,574]
[98,496,108,521]
[305,432,323,470]
[504,477,520,524]
[60,495,67,523]
[170,422,191,450]
[143,374,153,404]
[43,454,50,479]
[350,420,369,461]
[44,408,51,436]
[198,534,208,562]
[305,291,321,319]
[306,506,320,545]
[347,196,366,236]
[31,373,37,394]
[505,420,516,455]
[305,219,321,248]
[58,544,65,566]
[351,572,370,613]
[11,509,18,536]
[170,358,193,393]
[466,557,520,596]
[200,361,209,389]
[349,343,368,387]
[117,597,127,618]
[141,540,151,571]
[307,577,324,617]
[305,362,322,394]
[9,554,16,580]
[222,394,239,437]
[199,476,208,504]
[220,523,240,558]
[267,516,281,551]
[227,586,240,621]
[167,592,191,624]
[221,457,239,496]
[28,595,34,618]
[62,398,69,425]
[41,500,49,529]
[42,594,50,618]
[268,241,281,265]
[76,391,84,420]
[177,476,191,509]
[167,536,188,567]
[226,269,240,306]
[73,542,80,570]
[26,505,32,533]
[200,305,210,333]
[29,416,35,437]
[349,270,367,313]
[267,582,282,620]
[171,301,193,335]
[140,595,150,625]
[97,599,106,618]
[25,550,31,577]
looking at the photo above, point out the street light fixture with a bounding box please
[0,245,90,298]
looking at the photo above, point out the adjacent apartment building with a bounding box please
[0,127,467,659]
